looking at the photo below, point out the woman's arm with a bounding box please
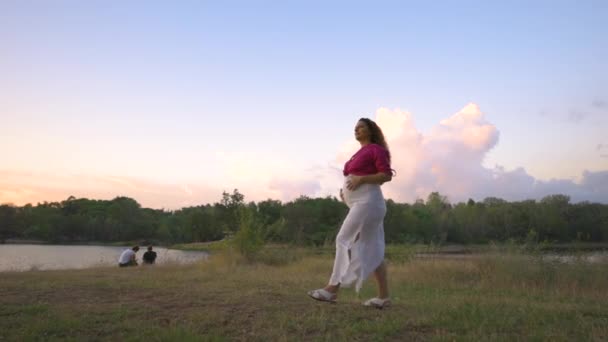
[346,172,392,190]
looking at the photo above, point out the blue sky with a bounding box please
[1,0,607,207]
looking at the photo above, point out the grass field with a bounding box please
[1,246,607,341]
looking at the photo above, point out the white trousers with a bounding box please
[329,177,387,292]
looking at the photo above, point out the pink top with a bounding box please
[343,143,392,176]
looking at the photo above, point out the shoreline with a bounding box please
[3,240,608,253]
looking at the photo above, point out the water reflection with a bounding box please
[415,251,608,264]
[0,244,208,272]
[540,251,608,264]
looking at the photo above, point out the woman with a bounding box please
[308,117,393,308]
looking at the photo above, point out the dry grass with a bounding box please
[1,250,607,341]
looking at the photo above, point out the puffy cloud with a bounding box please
[578,170,608,202]
[373,103,499,203]
[326,104,608,204]
[3,103,607,207]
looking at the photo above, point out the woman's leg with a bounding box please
[324,283,340,292]
[373,261,389,299]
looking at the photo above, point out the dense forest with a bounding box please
[1,190,607,245]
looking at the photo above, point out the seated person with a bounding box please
[118,246,139,267]
[142,246,157,265]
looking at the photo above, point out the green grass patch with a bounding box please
[1,250,606,341]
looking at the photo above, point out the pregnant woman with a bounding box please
[308,117,394,308]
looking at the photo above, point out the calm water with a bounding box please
[0,244,208,272]
[416,251,608,264]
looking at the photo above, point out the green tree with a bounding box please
[0,204,18,242]
[232,206,264,260]
[218,189,245,233]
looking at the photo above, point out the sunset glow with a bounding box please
[1,1,607,208]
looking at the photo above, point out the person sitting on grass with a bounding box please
[118,246,139,267]
[142,246,157,265]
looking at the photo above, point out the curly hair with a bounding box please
[359,118,396,176]
[359,118,390,159]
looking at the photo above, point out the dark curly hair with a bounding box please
[359,118,390,159]
[359,118,395,176]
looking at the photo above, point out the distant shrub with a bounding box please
[232,207,264,261]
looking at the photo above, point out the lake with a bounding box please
[0,244,208,272]
[415,251,608,264]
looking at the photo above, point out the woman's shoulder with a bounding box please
[367,143,388,153]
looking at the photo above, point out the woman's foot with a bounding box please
[363,297,391,309]
[307,288,337,303]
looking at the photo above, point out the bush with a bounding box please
[232,207,264,261]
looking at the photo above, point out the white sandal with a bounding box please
[363,297,391,309]
[307,288,337,303]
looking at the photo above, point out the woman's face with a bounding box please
[354,120,371,142]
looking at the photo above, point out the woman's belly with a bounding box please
[342,175,385,208]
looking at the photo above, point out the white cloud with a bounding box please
[2,103,607,207]
[321,104,608,204]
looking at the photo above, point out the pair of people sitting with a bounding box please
[118,246,157,267]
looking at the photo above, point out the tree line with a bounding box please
[1,190,607,245]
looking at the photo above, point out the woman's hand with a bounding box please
[346,175,363,191]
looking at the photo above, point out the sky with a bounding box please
[1,0,607,208]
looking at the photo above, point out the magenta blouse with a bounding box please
[343,143,392,176]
